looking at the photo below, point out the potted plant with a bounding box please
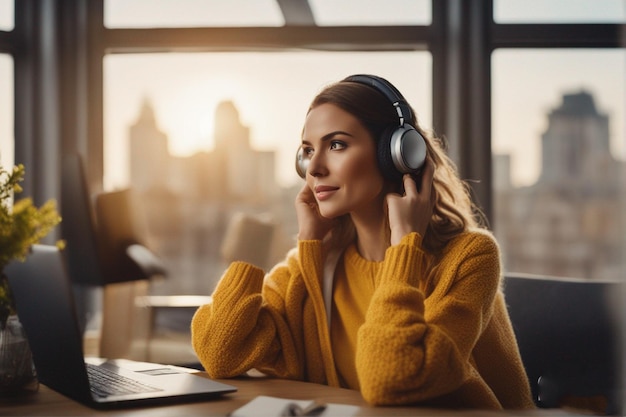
[0,163,62,395]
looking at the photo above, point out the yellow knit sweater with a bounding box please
[191,230,535,409]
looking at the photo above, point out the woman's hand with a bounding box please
[385,158,435,245]
[295,183,336,241]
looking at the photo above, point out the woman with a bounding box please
[191,74,534,409]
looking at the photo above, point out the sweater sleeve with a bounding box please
[355,231,501,406]
[191,241,324,381]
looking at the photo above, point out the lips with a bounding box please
[314,185,339,201]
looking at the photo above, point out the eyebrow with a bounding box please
[301,130,353,146]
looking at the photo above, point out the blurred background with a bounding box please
[0,0,624,352]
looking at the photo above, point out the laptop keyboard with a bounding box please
[86,362,162,398]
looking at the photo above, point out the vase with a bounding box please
[0,315,39,396]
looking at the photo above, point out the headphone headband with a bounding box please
[344,74,414,126]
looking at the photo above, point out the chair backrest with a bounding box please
[220,211,276,270]
[504,273,622,414]
[95,188,166,283]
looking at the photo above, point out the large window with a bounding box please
[104,51,431,294]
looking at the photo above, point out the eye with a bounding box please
[330,140,346,151]
[302,146,314,158]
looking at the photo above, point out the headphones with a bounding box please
[295,74,427,183]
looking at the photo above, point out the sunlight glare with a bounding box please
[157,76,247,157]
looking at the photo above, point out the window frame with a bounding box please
[0,29,12,52]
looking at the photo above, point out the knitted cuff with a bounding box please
[378,232,426,287]
[214,261,265,304]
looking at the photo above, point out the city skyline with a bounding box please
[128,86,622,193]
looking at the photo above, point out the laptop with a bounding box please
[5,244,237,408]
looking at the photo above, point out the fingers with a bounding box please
[298,182,311,196]
[296,182,315,205]
[403,158,434,198]
[402,172,417,196]
[295,182,336,241]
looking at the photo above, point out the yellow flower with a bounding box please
[0,164,62,325]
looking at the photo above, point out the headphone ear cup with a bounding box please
[295,146,308,179]
[377,125,427,183]
[377,126,404,183]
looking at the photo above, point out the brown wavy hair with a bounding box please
[307,75,486,254]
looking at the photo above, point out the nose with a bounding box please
[307,150,327,177]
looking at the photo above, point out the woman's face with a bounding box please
[301,103,386,219]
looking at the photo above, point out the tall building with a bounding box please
[540,91,618,188]
[209,100,278,202]
[495,91,623,280]
[129,98,170,193]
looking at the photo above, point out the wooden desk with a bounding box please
[0,374,581,416]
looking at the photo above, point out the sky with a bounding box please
[1,0,625,189]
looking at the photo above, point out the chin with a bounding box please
[319,211,340,220]
[318,205,347,220]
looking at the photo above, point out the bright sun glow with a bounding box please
[157,77,247,156]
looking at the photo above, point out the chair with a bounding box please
[504,272,623,414]
[220,211,277,271]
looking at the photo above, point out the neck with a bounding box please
[350,205,388,262]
